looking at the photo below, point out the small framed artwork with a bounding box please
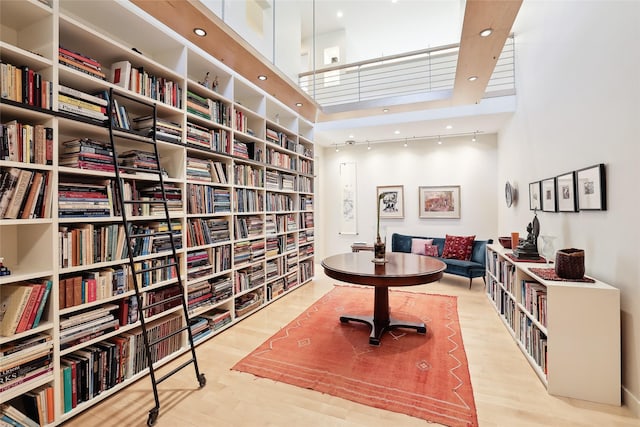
[541,177,557,212]
[418,185,460,219]
[556,171,577,212]
[529,181,541,211]
[376,185,404,219]
[576,163,606,210]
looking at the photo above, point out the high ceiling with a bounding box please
[133,0,523,147]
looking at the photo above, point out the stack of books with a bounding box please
[118,149,158,172]
[57,85,108,122]
[186,90,213,121]
[186,250,211,280]
[132,116,183,144]
[59,304,119,350]
[58,46,106,81]
[211,277,232,303]
[187,280,213,313]
[186,122,212,149]
[201,308,232,331]
[59,137,114,172]
[0,335,53,395]
[58,180,113,218]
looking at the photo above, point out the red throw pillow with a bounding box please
[424,244,439,257]
[441,235,475,260]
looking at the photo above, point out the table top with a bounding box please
[321,252,446,287]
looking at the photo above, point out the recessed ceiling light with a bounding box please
[337,10,343,18]
[468,76,478,82]
[194,28,207,37]
[479,28,493,37]
[394,130,400,135]
[258,75,267,81]
[383,108,389,113]
[348,134,354,138]
[446,125,453,130]
[295,102,303,107]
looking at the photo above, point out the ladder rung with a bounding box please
[123,199,167,204]
[118,166,161,174]
[129,230,172,238]
[156,358,195,385]
[133,262,178,275]
[148,325,190,347]
[142,294,184,310]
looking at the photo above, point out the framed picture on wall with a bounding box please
[556,171,577,212]
[576,163,606,210]
[376,185,404,219]
[418,185,460,219]
[541,177,557,212]
[529,181,541,211]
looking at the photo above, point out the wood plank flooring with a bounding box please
[62,269,638,427]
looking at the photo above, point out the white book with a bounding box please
[110,60,131,90]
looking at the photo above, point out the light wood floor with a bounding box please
[63,270,638,427]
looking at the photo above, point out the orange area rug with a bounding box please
[232,286,478,427]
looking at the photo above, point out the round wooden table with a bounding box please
[321,252,446,345]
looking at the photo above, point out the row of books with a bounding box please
[300,259,314,283]
[234,188,264,213]
[0,167,52,219]
[186,184,231,215]
[186,156,228,183]
[58,267,133,310]
[265,192,294,212]
[266,147,297,170]
[232,140,262,161]
[59,313,183,413]
[1,382,54,427]
[186,90,231,126]
[265,128,298,153]
[0,62,53,109]
[234,215,263,240]
[234,264,265,293]
[186,217,231,247]
[299,158,313,175]
[233,163,264,187]
[110,60,182,108]
[0,279,53,337]
[266,278,285,301]
[1,120,53,164]
[522,280,548,327]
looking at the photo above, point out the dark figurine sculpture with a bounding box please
[513,214,541,259]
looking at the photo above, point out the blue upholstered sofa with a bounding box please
[391,233,493,288]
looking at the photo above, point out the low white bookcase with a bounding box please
[485,244,620,405]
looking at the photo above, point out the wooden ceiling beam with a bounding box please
[452,0,523,105]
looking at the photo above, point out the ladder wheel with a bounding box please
[198,373,207,387]
[147,408,159,426]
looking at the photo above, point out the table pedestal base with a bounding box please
[339,315,426,346]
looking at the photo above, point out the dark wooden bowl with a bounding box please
[498,236,512,249]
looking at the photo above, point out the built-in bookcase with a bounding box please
[485,244,620,405]
[0,0,315,424]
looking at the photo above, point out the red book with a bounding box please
[15,283,44,333]
[86,278,97,303]
[24,282,47,329]
[58,47,102,68]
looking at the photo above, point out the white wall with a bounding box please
[501,0,640,413]
[318,134,498,257]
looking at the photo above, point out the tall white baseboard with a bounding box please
[622,387,640,418]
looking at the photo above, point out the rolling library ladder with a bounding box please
[106,88,206,426]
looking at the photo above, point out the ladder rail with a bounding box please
[107,88,205,426]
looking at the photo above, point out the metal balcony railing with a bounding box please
[298,36,515,110]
